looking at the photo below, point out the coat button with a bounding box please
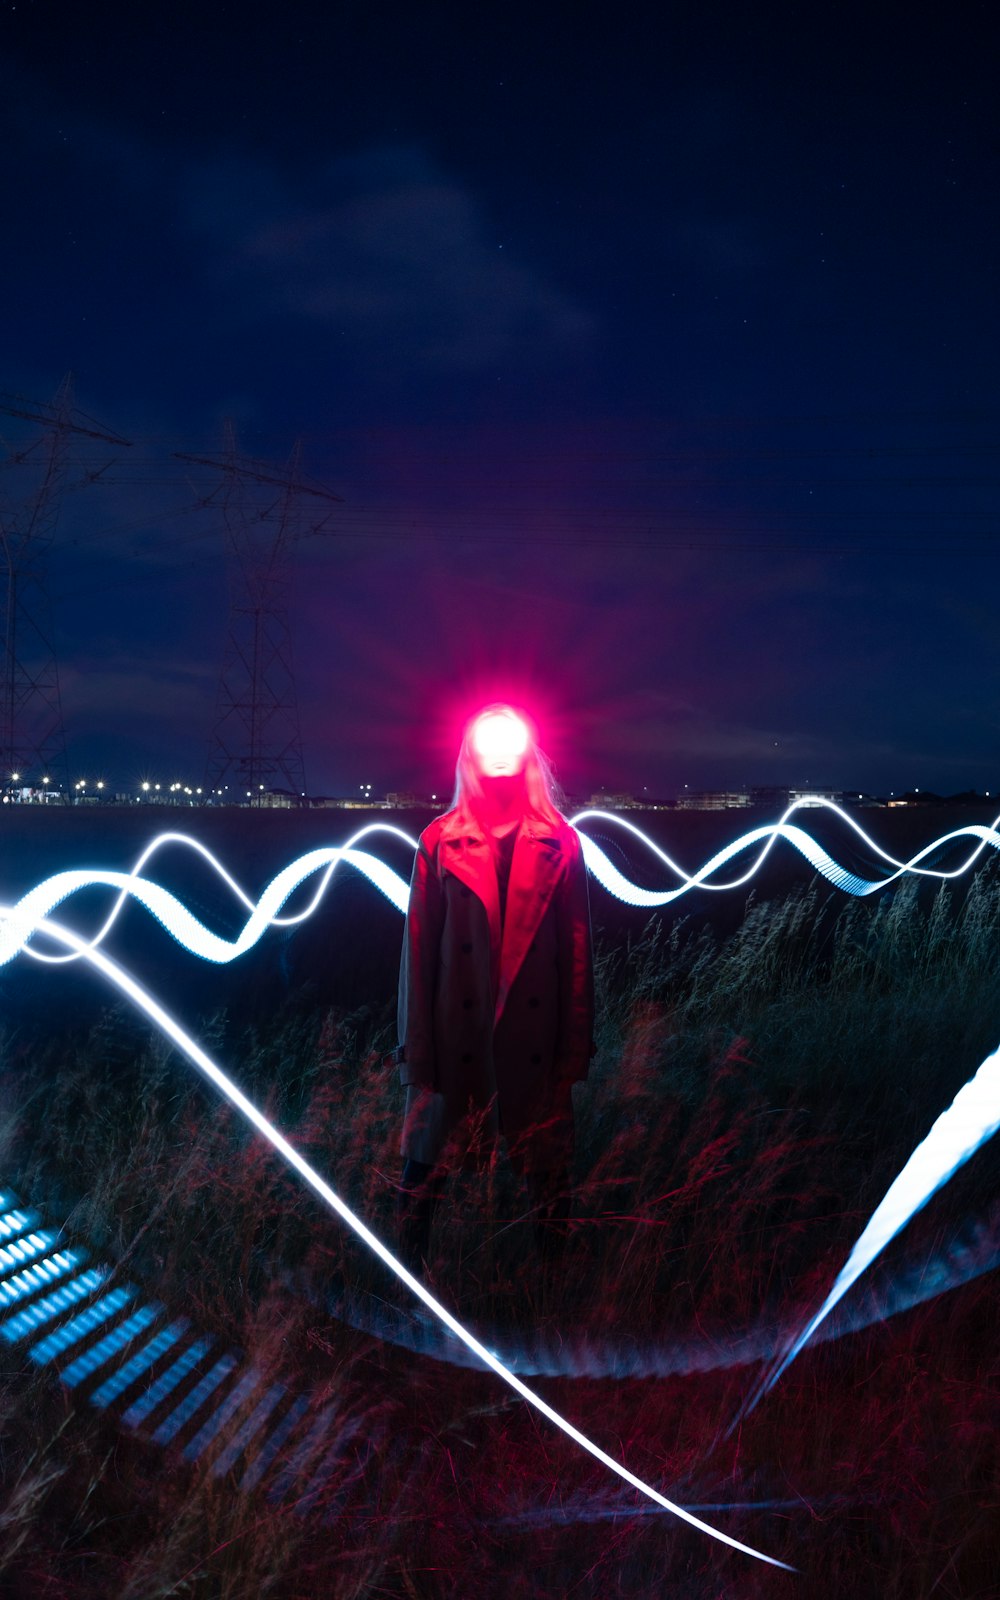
[462,998,473,1010]
[461,1051,473,1064]
[461,941,472,953]
[528,996,540,1008]
[530,1053,542,1065]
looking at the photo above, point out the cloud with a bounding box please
[183,145,596,372]
[61,654,215,727]
[2,65,595,380]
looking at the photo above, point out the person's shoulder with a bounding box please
[529,812,582,858]
[417,811,454,852]
[559,816,585,861]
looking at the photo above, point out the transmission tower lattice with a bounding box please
[0,378,130,788]
[177,426,340,804]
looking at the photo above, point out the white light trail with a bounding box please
[734,1036,1000,1422]
[0,901,790,1571]
[4,805,999,973]
[570,803,1000,906]
[0,824,419,968]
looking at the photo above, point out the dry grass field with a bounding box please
[2,861,1000,1597]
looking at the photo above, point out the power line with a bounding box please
[176,427,340,803]
[0,378,131,785]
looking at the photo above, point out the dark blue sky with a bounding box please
[2,2,998,798]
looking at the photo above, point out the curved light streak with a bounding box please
[0,823,418,968]
[570,802,1000,906]
[304,1202,1000,1379]
[4,803,1000,971]
[0,902,789,1571]
[732,1037,1000,1425]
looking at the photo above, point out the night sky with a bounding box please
[2,2,998,801]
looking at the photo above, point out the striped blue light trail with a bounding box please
[121,1335,214,1430]
[211,1381,286,1479]
[30,1286,135,1364]
[0,1231,54,1273]
[61,1303,161,1388]
[182,1365,261,1463]
[0,1209,37,1240]
[90,1316,188,1409]
[240,1393,311,1494]
[0,909,791,1568]
[0,1265,103,1338]
[267,1403,337,1506]
[0,1182,395,1518]
[152,1351,238,1446]
[0,1251,84,1309]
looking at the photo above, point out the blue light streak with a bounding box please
[0,1251,85,1314]
[211,1381,286,1479]
[0,1231,54,1275]
[6,806,1000,977]
[182,1365,261,1462]
[0,1209,36,1241]
[60,1303,160,1388]
[736,1037,1000,1420]
[152,1351,238,1446]
[90,1315,188,1409]
[0,1267,105,1341]
[121,1334,213,1429]
[29,1285,135,1364]
[240,1393,311,1494]
[0,823,419,970]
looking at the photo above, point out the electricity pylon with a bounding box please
[177,426,340,804]
[0,378,130,788]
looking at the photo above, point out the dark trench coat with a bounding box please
[396,808,595,1170]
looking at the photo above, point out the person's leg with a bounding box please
[524,1164,572,1261]
[396,1157,445,1273]
[504,1076,575,1266]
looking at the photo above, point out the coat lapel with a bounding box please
[438,816,502,993]
[494,824,564,1026]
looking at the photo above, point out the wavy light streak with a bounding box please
[0,824,418,969]
[5,804,1000,973]
[571,801,1000,905]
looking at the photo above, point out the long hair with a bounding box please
[451,704,564,829]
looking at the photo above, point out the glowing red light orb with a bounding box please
[470,709,530,776]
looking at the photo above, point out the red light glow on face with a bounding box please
[470,710,530,776]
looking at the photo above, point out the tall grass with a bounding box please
[2,865,1000,1595]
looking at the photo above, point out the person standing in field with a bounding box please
[395,704,595,1274]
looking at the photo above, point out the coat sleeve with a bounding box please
[554,829,596,1082]
[396,835,444,1089]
